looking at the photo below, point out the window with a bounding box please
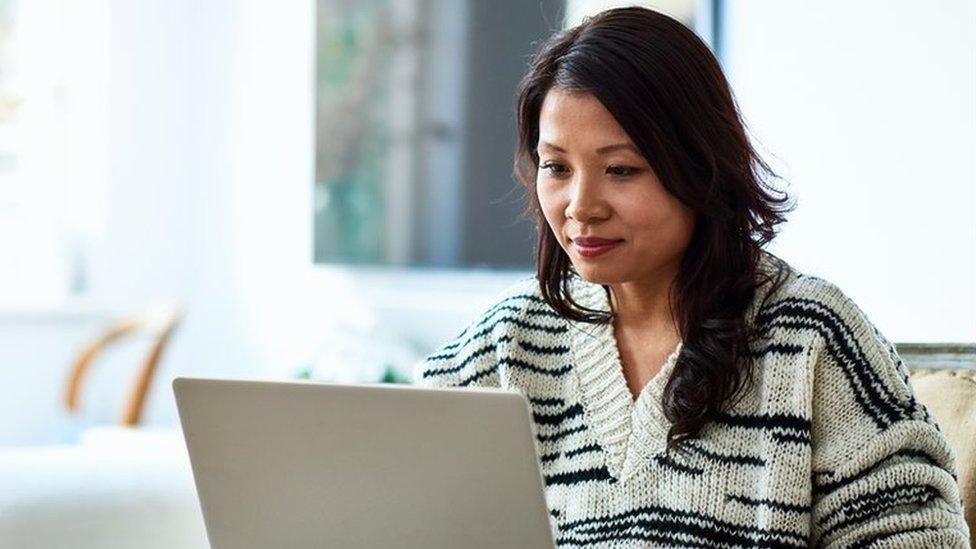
[0,0,108,307]
[313,0,563,270]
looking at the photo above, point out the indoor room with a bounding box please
[1,1,973,547]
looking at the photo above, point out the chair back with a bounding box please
[63,300,182,426]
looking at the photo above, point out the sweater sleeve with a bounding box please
[805,280,971,548]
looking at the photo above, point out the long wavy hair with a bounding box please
[512,7,796,454]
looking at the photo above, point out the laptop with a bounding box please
[173,377,557,549]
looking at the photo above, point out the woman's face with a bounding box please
[535,88,696,286]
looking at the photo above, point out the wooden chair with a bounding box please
[63,301,183,427]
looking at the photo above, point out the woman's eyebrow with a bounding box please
[536,141,565,153]
[537,141,639,155]
[595,143,639,155]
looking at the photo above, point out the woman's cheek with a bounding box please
[537,190,563,232]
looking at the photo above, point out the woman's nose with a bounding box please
[565,176,609,222]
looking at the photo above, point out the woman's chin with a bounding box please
[570,264,625,286]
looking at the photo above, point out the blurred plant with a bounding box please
[295,323,421,385]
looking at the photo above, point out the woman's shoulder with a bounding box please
[459,275,546,329]
[761,258,868,325]
[494,274,545,303]
[755,255,898,365]
[752,257,922,421]
[476,274,544,313]
[411,275,557,386]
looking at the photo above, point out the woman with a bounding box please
[413,7,970,548]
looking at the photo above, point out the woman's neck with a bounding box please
[607,273,680,336]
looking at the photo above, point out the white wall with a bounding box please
[723,0,976,342]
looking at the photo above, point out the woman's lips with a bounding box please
[573,239,623,258]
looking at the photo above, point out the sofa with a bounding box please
[908,360,976,547]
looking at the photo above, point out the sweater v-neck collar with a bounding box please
[567,276,683,483]
[564,251,791,483]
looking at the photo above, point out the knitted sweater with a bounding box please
[412,252,971,548]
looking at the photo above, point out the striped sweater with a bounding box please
[412,251,971,548]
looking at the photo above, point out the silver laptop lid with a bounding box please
[173,377,555,549]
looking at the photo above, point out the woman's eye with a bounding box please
[540,163,568,176]
[607,165,641,177]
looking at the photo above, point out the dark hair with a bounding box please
[512,7,795,454]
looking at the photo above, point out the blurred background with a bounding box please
[0,0,973,547]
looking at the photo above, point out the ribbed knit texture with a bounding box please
[412,251,971,548]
